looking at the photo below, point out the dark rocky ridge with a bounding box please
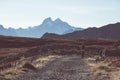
[41,22,120,39]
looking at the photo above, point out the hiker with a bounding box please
[81,42,85,58]
[99,49,103,58]
[99,48,107,60]
[113,40,120,49]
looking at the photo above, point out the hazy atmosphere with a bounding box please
[0,1,120,80]
[0,0,120,28]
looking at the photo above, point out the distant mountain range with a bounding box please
[0,17,83,38]
[41,22,120,39]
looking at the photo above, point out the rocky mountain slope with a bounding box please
[0,17,83,38]
[42,22,120,39]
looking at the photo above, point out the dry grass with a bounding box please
[0,36,120,79]
[0,47,31,59]
[0,67,25,79]
[32,55,61,68]
[85,57,120,80]
[0,55,61,79]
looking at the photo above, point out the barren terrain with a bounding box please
[14,55,93,80]
[0,36,120,80]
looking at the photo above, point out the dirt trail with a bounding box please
[14,55,94,80]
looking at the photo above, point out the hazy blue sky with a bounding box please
[0,0,120,28]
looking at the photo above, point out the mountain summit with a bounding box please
[0,25,4,30]
[42,17,53,24]
[54,18,63,23]
[0,17,83,38]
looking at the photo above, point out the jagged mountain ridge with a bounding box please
[0,25,17,36]
[41,22,120,39]
[0,17,83,38]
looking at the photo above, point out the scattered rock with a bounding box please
[22,63,37,71]
[109,60,120,67]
